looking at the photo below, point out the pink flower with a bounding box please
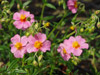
[0,24,2,29]
[10,34,28,58]
[64,36,89,56]
[57,43,71,61]
[26,33,51,53]
[67,0,78,14]
[13,10,35,30]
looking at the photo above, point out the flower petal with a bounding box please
[73,49,82,56]
[11,34,20,45]
[28,35,37,44]
[14,50,24,58]
[20,10,30,17]
[40,40,51,52]
[80,43,89,49]
[34,33,46,42]
[21,36,28,46]
[26,44,38,53]
[11,46,17,53]
[13,21,23,29]
[13,12,21,20]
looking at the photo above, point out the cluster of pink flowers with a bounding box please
[13,10,35,30]
[10,33,51,58]
[57,36,89,61]
[67,0,78,14]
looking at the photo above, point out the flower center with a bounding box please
[34,41,43,49]
[74,1,78,8]
[72,41,80,49]
[63,48,67,54]
[15,42,22,50]
[20,14,26,22]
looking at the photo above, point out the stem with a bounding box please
[58,31,75,43]
[39,4,45,28]
[22,55,25,67]
[92,50,97,73]
[47,12,66,39]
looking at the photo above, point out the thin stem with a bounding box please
[92,50,97,73]
[58,31,75,43]
[39,4,45,28]
[22,55,25,67]
[47,12,66,39]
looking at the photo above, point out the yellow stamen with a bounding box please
[74,1,78,8]
[15,42,22,50]
[34,41,43,49]
[72,41,80,49]
[63,48,67,54]
[20,14,26,22]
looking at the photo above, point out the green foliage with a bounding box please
[0,0,100,75]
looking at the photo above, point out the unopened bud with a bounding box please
[17,4,20,9]
[33,60,38,66]
[80,28,84,32]
[61,30,65,34]
[1,1,8,4]
[1,18,5,22]
[7,10,11,14]
[25,32,30,37]
[35,23,39,29]
[95,10,100,14]
[38,55,43,62]
[72,60,77,65]
[91,26,95,30]
[39,62,42,67]
[97,22,100,28]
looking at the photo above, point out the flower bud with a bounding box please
[1,1,8,4]
[35,22,39,29]
[91,26,95,30]
[72,60,77,65]
[6,10,11,14]
[33,60,38,66]
[89,29,92,33]
[1,18,5,22]
[61,30,65,34]
[39,62,42,67]
[97,22,100,29]
[17,4,20,10]
[25,32,30,37]
[95,10,100,14]
[38,55,43,62]
[80,28,84,32]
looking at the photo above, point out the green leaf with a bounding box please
[42,16,54,20]
[42,0,47,3]
[45,3,56,9]
[23,0,32,8]
[15,69,27,74]
[25,57,33,62]
[10,0,15,9]
[0,45,9,51]
[7,59,18,71]
[72,13,78,22]
[63,2,66,9]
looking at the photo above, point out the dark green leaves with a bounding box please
[45,3,56,10]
